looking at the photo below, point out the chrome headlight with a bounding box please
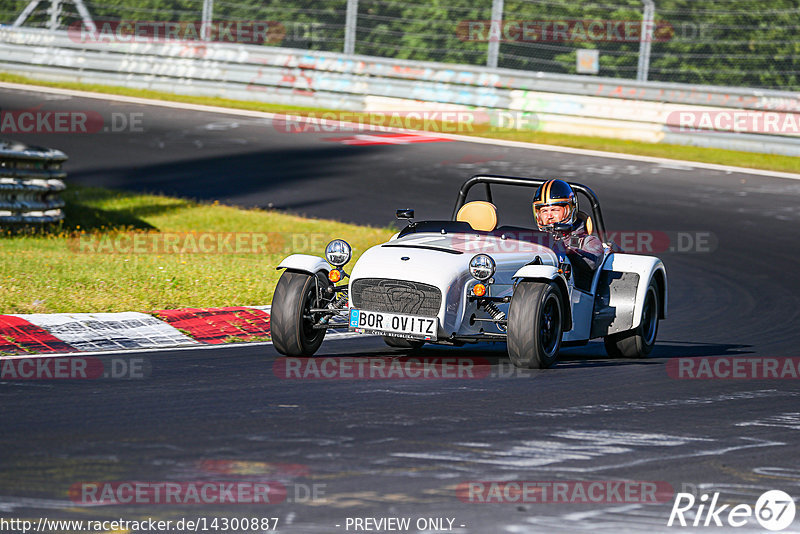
[325,239,351,267]
[469,254,495,281]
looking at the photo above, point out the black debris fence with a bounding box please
[0,139,68,225]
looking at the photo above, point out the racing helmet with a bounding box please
[532,179,577,230]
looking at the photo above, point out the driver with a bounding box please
[533,179,604,288]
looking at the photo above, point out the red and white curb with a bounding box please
[0,305,358,356]
[153,306,272,345]
[13,312,199,352]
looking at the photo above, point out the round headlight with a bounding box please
[325,239,351,267]
[469,254,495,282]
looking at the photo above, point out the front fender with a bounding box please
[512,264,559,280]
[276,254,330,275]
[511,264,572,331]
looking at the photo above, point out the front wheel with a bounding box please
[271,270,327,356]
[507,281,564,368]
[604,279,660,358]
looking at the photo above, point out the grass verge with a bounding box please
[0,186,394,314]
[1,71,798,175]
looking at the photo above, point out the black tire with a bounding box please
[271,270,327,357]
[604,279,660,358]
[383,336,425,350]
[507,281,564,368]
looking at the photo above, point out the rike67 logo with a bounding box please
[668,490,796,531]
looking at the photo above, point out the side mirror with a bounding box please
[396,209,414,220]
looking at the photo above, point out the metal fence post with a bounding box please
[637,0,655,82]
[487,0,504,68]
[13,0,41,27]
[48,0,61,31]
[15,0,96,33]
[344,0,358,54]
[201,0,214,41]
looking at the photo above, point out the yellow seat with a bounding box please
[456,201,498,232]
[577,211,594,235]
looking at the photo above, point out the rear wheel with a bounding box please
[271,270,327,356]
[507,281,564,368]
[604,280,660,358]
[383,336,425,350]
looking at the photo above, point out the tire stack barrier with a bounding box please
[0,139,67,224]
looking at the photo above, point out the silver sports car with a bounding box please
[271,174,667,368]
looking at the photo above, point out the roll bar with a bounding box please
[451,174,608,243]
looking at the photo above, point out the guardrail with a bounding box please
[0,27,798,157]
[0,138,67,224]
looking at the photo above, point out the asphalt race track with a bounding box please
[2,85,800,533]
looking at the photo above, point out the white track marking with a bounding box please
[2,81,799,181]
[393,434,783,474]
[736,412,800,430]
[521,390,800,417]
[535,438,785,474]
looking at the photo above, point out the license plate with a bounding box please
[349,309,438,341]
